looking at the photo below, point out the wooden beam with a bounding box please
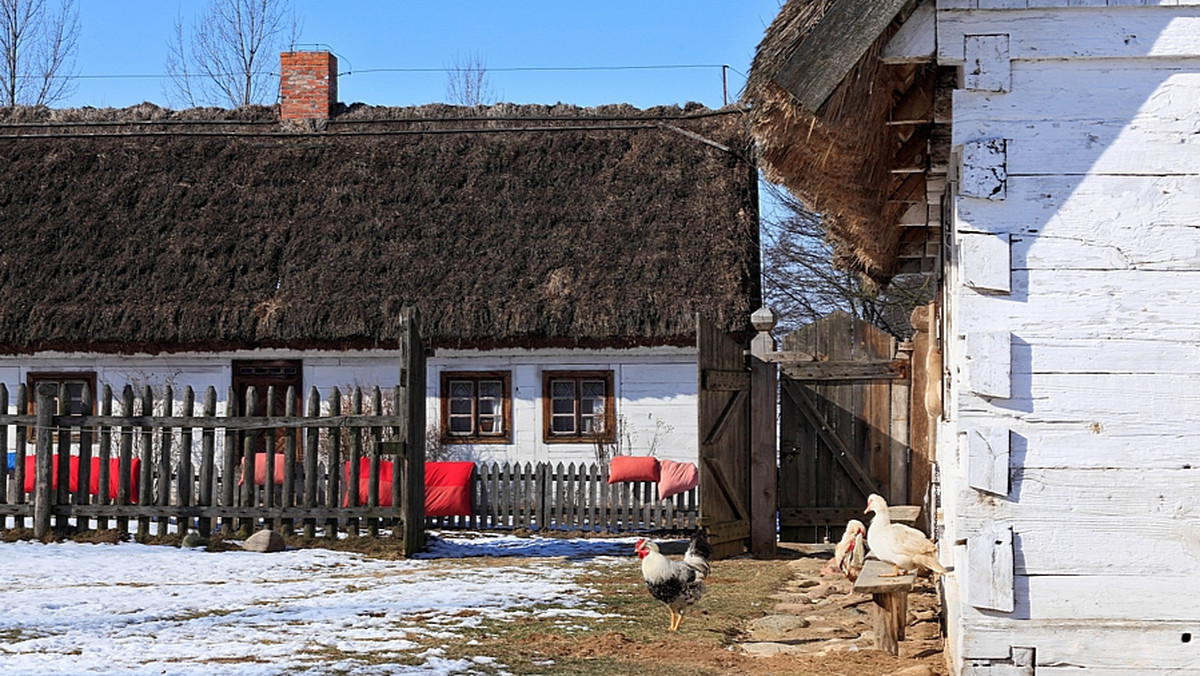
[772,0,911,114]
[782,380,879,499]
[701,389,747,446]
[782,359,908,382]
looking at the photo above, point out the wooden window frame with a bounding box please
[542,370,615,444]
[26,371,98,441]
[439,371,512,445]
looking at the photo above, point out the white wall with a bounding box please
[939,4,1200,672]
[0,345,700,466]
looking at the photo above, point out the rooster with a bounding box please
[633,530,712,631]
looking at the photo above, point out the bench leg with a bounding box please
[872,591,906,656]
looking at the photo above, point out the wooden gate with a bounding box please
[776,312,911,542]
[697,314,752,560]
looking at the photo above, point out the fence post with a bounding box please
[749,307,779,558]
[33,383,56,538]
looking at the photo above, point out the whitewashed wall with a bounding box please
[939,4,1200,674]
[0,346,699,466]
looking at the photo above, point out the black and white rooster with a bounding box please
[633,530,712,631]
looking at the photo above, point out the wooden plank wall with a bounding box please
[778,312,908,542]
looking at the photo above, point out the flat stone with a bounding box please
[747,614,811,641]
[772,602,811,614]
[243,529,285,553]
[884,666,936,676]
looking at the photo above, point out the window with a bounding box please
[440,372,511,444]
[542,371,614,443]
[27,372,98,415]
[26,372,98,441]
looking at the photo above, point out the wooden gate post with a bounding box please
[33,383,56,538]
[398,307,426,556]
[749,308,779,558]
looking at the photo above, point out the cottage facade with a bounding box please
[0,52,760,469]
[747,1,1200,672]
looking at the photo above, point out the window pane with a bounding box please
[449,415,473,434]
[551,415,576,434]
[551,380,575,399]
[479,380,502,399]
[449,398,473,415]
[552,398,575,415]
[581,380,605,399]
[450,381,473,399]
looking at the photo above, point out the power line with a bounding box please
[45,63,733,81]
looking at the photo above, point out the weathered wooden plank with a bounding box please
[966,427,1010,496]
[964,331,1010,399]
[199,386,216,536]
[772,0,910,112]
[960,232,1011,293]
[964,33,1011,92]
[780,360,908,381]
[138,385,154,538]
[960,138,1007,200]
[967,522,1014,612]
[938,8,1200,63]
[783,380,880,499]
[881,1,936,64]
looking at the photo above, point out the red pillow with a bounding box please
[425,461,475,517]
[23,455,140,503]
[656,459,698,500]
[343,458,396,506]
[607,456,660,484]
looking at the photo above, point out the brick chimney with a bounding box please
[280,51,338,120]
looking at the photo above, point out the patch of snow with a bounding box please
[0,532,640,675]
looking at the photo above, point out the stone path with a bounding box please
[736,544,945,674]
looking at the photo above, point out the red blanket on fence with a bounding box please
[342,459,474,516]
[22,455,140,503]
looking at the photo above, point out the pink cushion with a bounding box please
[607,456,660,484]
[253,453,286,486]
[656,459,698,500]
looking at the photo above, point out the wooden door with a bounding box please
[697,315,751,560]
[232,359,302,459]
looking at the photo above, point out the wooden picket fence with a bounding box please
[426,461,699,533]
[0,382,425,541]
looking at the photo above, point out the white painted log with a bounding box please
[967,522,1015,612]
[960,232,1012,293]
[938,9,1200,63]
[964,34,1011,92]
[960,138,1007,200]
[964,331,1011,398]
[966,427,1010,496]
[952,63,1200,128]
[961,618,1200,670]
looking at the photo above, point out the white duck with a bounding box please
[864,493,946,577]
[831,519,866,582]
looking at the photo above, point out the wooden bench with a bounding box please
[852,558,916,656]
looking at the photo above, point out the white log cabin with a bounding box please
[747,0,1200,673]
[0,51,761,470]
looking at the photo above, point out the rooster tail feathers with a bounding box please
[684,529,712,579]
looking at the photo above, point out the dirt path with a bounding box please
[734,544,948,675]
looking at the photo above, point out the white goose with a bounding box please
[864,493,946,577]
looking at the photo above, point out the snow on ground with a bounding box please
[0,532,641,676]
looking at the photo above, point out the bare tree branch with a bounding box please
[165,0,299,108]
[445,50,497,107]
[760,180,933,338]
[0,0,77,107]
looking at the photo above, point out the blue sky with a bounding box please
[64,1,784,110]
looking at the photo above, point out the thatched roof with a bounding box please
[0,102,760,355]
[744,0,936,287]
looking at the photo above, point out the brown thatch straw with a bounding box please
[744,0,911,286]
